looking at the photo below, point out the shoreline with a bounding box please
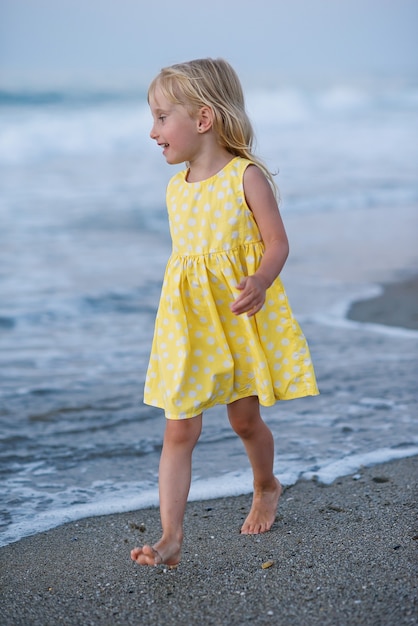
[1,456,417,625]
[1,272,417,624]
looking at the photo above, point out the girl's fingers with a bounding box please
[231,275,266,315]
[231,293,264,315]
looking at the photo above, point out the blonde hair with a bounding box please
[148,58,278,197]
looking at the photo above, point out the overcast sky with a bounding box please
[1,0,417,89]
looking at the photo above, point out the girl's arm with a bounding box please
[230,165,289,317]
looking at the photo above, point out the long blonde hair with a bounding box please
[148,58,278,197]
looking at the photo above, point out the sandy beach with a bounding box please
[1,454,416,626]
[348,275,418,330]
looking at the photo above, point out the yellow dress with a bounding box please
[144,157,319,419]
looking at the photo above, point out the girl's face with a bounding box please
[149,85,201,165]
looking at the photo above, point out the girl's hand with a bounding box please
[230,275,268,317]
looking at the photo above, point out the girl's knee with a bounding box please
[228,397,261,438]
[164,414,202,446]
[229,418,255,439]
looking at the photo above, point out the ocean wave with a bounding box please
[1,445,417,548]
[1,84,417,165]
[0,88,145,108]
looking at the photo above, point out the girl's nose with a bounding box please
[150,124,158,140]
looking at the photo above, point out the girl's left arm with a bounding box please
[230,165,289,317]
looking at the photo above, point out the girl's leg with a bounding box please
[227,396,282,534]
[131,413,202,566]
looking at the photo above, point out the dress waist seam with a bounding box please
[170,240,264,260]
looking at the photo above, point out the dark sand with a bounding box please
[1,457,417,626]
[348,275,418,330]
[1,277,417,626]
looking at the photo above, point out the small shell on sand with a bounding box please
[261,560,274,569]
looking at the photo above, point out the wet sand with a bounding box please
[1,456,416,626]
[348,275,418,330]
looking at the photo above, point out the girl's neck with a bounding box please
[186,148,234,183]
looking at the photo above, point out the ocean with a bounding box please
[1,80,418,547]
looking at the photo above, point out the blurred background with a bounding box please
[1,0,417,546]
[1,0,417,88]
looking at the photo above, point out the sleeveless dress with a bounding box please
[144,157,319,419]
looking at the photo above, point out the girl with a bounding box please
[131,58,318,568]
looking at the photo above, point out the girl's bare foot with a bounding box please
[240,477,282,534]
[130,538,181,567]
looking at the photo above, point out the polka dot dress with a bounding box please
[144,157,319,419]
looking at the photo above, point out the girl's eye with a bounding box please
[158,115,166,122]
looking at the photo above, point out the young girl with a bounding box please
[131,58,318,568]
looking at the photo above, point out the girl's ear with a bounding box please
[197,106,214,133]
